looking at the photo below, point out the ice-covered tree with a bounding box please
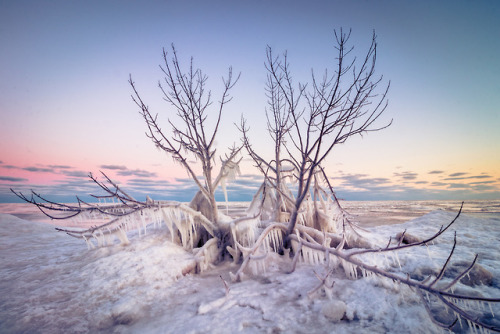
[241,29,390,244]
[12,45,246,270]
[234,30,500,332]
[11,32,500,333]
[130,45,241,224]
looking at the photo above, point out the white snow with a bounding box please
[1,201,500,333]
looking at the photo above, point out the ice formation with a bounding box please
[219,159,241,214]
[2,202,500,333]
[61,202,216,254]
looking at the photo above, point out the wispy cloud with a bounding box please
[444,174,492,181]
[393,171,418,180]
[61,170,89,178]
[48,165,73,169]
[1,165,18,169]
[97,165,158,178]
[449,172,468,177]
[469,180,496,185]
[100,165,128,170]
[116,169,158,178]
[1,159,499,203]
[448,183,470,189]
[332,171,500,201]
[431,182,447,187]
[22,166,54,173]
[0,176,29,182]
[333,174,393,196]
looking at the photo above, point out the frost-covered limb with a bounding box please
[348,202,464,258]
[317,165,366,239]
[442,254,478,291]
[53,201,217,251]
[417,289,459,330]
[220,275,230,296]
[88,171,139,203]
[13,170,222,251]
[193,237,220,272]
[11,188,86,220]
[428,231,457,288]
[130,45,241,223]
[288,233,500,329]
[230,223,288,282]
[308,268,335,299]
[239,30,390,244]
[10,172,146,220]
[436,291,499,332]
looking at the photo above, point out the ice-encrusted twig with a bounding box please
[308,268,335,298]
[230,223,288,282]
[348,202,464,257]
[220,275,230,296]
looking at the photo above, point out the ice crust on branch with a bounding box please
[56,203,212,251]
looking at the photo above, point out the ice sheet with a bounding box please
[1,201,499,333]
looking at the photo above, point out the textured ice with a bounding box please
[1,201,500,333]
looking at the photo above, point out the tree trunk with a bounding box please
[189,190,217,222]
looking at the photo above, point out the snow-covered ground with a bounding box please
[1,201,499,333]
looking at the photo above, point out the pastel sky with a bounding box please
[1,0,499,203]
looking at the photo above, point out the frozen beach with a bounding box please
[1,200,499,333]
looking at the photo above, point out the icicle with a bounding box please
[116,227,129,244]
[106,232,113,246]
[98,230,105,246]
[140,212,147,235]
[220,176,230,215]
[307,248,314,264]
[162,208,175,243]
[92,232,100,247]
[314,250,320,264]
[341,259,357,279]
[457,312,462,329]
[383,253,389,267]
[425,244,437,268]
[489,302,495,318]
[188,214,195,250]
[302,247,309,264]
[267,229,283,252]
[82,235,93,250]
[308,248,314,264]
[470,321,478,334]
[394,252,402,270]
[268,230,275,251]
[466,320,472,332]
[263,236,270,253]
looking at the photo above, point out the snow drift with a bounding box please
[1,205,499,333]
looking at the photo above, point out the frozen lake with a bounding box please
[1,200,499,333]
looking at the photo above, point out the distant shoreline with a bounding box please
[1,199,498,228]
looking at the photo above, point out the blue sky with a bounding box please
[1,0,499,203]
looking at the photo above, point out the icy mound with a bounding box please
[0,214,196,333]
[1,210,499,333]
[369,210,500,292]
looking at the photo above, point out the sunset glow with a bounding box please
[1,0,499,202]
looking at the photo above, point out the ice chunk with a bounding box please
[322,300,347,322]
